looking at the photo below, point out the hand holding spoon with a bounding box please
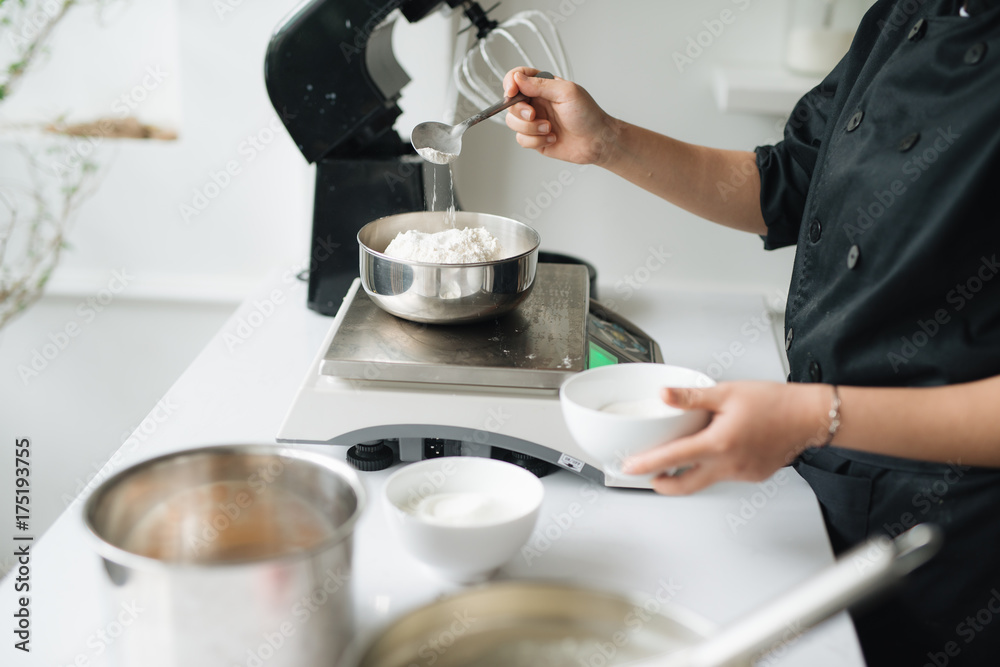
[411,71,554,164]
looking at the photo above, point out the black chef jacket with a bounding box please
[755,0,1000,665]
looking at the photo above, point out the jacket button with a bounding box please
[908,18,927,41]
[898,131,920,152]
[785,328,794,351]
[847,244,861,269]
[809,218,822,243]
[965,42,987,65]
[847,111,864,132]
[809,360,822,383]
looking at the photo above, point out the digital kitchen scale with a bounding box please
[277,264,663,488]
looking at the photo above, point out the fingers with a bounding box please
[503,66,541,97]
[661,385,724,411]
[511,70,559,100]
[508,101,535,122]
[622,430,716,475]
[505,107,551,136]
[650,464,719,496]
[506,101,555,150]
[515,131,557,150]
[621,386,726,476]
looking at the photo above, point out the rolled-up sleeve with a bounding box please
[756,61,844,250]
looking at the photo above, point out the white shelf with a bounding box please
[713,66,823,116]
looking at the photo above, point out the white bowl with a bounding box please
[559,363,715,481]
[382,457,544,583]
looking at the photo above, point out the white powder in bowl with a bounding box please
[383,226,503,264]
[600,398,683,418]
[409,492,519,526]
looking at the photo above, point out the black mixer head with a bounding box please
[263,0,474,315]
[264,0,474,163]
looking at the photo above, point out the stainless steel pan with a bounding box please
[344,525,940,667]
[357,211,540,325]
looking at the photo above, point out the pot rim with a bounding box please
[81,444,367,571]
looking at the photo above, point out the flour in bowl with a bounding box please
[601,398,683,418]
[384,226,503,264]
[409,492,520,526]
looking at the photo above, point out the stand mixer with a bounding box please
[264,0,571,314]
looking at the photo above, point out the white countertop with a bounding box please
[1,272,864,666]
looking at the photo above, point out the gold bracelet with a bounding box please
[823,385,841,447]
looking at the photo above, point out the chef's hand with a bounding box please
[503,67,618,165]
[623,382,833,495]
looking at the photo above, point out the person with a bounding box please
[502,1,999,664]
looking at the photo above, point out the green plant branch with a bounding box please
[0,0,127,330]
[0,141,106,330]
[1,0,78,101]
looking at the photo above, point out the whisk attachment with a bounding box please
[453,5,571,122]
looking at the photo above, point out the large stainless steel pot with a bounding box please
[345,526,940,667]
[83,445,365,667]
[358,211,540,325]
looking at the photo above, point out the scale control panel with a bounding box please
[586,299,663,368]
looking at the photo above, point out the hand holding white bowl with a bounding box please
[559,364,715,482]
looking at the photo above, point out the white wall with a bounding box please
[451,0,800,302]
[0,1,182,128]
[0,0,315,301]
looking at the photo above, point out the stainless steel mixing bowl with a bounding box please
[358,211,540,324]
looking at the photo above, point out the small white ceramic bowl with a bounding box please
[559,363,715,481]
[382,457,544,583]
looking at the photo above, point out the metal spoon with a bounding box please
[411,71,554,165]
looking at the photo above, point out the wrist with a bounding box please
[790,383,839,451]
[593,116,625,168]
[823,385,842,446]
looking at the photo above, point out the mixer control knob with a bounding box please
[347,440,396,472]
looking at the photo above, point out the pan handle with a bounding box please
[636,524,942,667]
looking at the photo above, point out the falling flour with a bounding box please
[430,167,458,228]
[384,227,503,264]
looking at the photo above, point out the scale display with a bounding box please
[588,341,619,368]
[586,302,659,367]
